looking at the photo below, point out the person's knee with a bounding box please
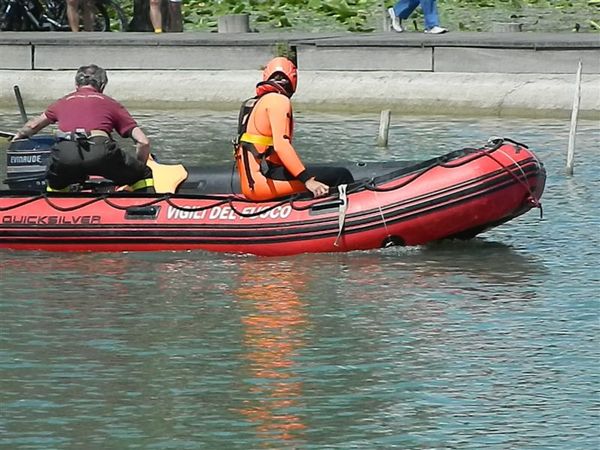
[335,168,354,184]
[66,0,78,7]
[149,0,160,6]
[342,169,354,184]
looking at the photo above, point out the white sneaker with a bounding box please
[424,26,448,34]
[387,7,403,32]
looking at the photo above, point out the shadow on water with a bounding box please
[407,239,548,281]
[0,238,547,291]
[325,238,549,287]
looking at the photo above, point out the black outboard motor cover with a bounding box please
[4,135,54,190]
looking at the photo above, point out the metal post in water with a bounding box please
[377,110,391,147]
[13,85,28,123]
[566,60,582,176]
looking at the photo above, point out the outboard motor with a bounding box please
[4,135,55,191]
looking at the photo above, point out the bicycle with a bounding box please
[0,0,128,32]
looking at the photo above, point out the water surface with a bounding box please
[1,110,599,449]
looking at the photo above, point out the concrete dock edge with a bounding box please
[2,69,598,119]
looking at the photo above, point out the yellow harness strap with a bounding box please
[240,133,274,146]
[129,178,155,191]
[46,185,70,192]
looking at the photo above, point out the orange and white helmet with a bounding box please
[262,57,298,94]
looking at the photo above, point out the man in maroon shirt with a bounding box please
[13,64,154,192]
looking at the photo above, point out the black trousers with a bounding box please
[265,164,355,187]
[46,136,153,190]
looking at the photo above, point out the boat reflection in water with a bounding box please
[232,259,308,445]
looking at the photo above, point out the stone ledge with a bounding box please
[1,70,598,119]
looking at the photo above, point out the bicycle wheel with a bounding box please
[44,0,70,31]
[91,2,110,31]
[96,0,127,31]
[0,1,29,31]
[0,0,13,30]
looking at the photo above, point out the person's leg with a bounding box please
[267,164,354,187]
[420,0,440,29]
[46,141,87,190]
[47,164,84,191]
[388,2,403,32]
[306,165,354,187]
[394,0,420,20]
[66,0,79,32]
[98,140,155,192]
[149,0,162,33]
[167,0,183,32]
[81,0,94,31]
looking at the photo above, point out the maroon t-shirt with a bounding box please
[45,86,138,137]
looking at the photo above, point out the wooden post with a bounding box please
[218,14,250,33]
[381,1,389,32]
[491,22,523,32]
[377,110,391,147]
[566,60,582,176]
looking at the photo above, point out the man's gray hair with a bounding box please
[75,64,108,92]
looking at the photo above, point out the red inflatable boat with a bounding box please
[0,138,545,256]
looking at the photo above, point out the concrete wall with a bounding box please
[297,47,432,71]
[33,44,274,70]
[0,32,599,118]
[434,48,600,74]
[296,45,600,74]
[0,44,31,69]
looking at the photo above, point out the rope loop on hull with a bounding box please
[0,139,543,222]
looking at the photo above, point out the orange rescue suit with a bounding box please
[235,92,308,201]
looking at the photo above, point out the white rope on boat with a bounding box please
[497,148,527,182]
[334,184,348,247]
[374,190,390,239]
[488,137,537,182]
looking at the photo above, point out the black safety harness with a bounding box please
[232,95,277,191]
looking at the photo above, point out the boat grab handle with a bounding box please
[125,206,160,219]
[310,199,343,211]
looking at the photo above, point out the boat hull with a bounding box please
[0,140,546,256]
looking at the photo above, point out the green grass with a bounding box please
[169,0,599,33]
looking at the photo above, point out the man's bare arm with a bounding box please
[131,126,150,163]
[12,113,52,141]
